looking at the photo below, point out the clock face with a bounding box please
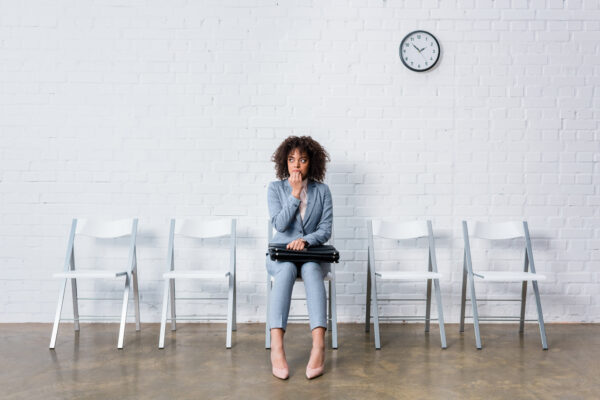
[400,30,440,72]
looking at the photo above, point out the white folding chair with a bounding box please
[366,219,447,349]
[460,221,548,350]
[159,218,237,349]
[49,218,140,350]
[265,220,338,349]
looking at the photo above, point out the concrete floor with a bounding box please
[1,323,598,399]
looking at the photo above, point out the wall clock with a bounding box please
[399,30,440,72]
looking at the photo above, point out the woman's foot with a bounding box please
[271,345,289,380]
[305,345,325,379]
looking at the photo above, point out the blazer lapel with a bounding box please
[302,180,317,228]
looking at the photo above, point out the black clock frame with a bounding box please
[399,30,440,72]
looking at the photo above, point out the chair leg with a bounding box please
[158,279,170,349]
[371,275,381,350]
[520,250,529,334]
[330,279,338,349]
[49,278,68,349]
[519,280,528,333]
[70,278,80,332]
[169,278,176,331]
[327,281,332,332]
[132,269,141,332]
[467,274,482,349]
[265,275,271,349]
[226,274,234,349]
[433,279,447,349]
[459,263,467,333]
[532,280,548,350]
[425,278,432,333]
[117,274,131,349]
[365,265,371,333]
[232,274,237,331]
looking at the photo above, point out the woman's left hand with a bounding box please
[286,238,307,251]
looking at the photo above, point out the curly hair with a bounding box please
[271,136,330,182]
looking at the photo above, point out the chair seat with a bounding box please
[375,271,442,281]
[473,271,545,282]
[163,271,230,280]
[53,270,128,279]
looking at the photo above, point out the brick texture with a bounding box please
[0,0,598,323]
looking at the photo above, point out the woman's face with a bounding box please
[287,148,309,179]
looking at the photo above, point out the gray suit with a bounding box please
[266,179,333,331]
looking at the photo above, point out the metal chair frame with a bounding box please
[366,219,447,349]
[460,220,548,350]
[159,218,237,349]
[49,218,140,350]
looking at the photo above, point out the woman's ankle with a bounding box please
[310,327,326,349]
[313,341,325,350]
[271,343,284,353]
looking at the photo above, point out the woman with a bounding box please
[266,136,333,380]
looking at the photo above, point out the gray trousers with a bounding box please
[266,259,328,331]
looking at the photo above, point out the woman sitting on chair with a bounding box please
[267,136,333,380]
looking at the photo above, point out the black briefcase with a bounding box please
[267,243,340,263]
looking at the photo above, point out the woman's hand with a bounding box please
[286,238,307,251]
[289,171,303,199]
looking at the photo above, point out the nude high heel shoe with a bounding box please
[305,363,324,380]
[271,349,289,380]
[305,347,325,380]
[272,365,289,380]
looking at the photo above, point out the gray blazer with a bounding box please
[267,179,333,247]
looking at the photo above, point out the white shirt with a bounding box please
[299,179,308,220]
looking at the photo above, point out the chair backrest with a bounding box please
[75,218,136,238]
[64,219,137,273]
[367,219,438,274]
[469,221,524,240]
[175,218,232,239]
[167,218,236,273]
[371,219,429,240]
[462,220,538,274]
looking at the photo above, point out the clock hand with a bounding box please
[420,47,426,52]
[412,44,421,52]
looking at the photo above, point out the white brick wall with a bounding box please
[0,0,598,323]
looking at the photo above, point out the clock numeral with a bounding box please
[425,62,428,66]
[418,64,421,68]
[410,37,414,41]
[405,57,408,61]
[417,34,421,39]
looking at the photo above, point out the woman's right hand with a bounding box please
[289,171,303,199]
